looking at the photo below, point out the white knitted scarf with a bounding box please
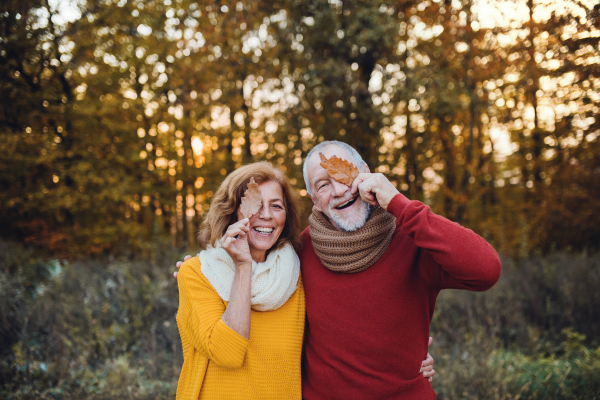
[200,241,300,311]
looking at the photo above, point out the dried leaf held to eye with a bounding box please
[319,153,360,186]
[239,177,262,219]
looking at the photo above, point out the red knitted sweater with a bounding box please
[300,194,501,400]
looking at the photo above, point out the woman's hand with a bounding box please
[419,336,436,382]
[221,218,253,267]
[173,218,252,279]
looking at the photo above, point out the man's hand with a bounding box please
[174,254,197,279]
[350,173,401,211]
[419,336,435,382]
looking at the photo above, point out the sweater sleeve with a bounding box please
[177,257,249,369]
[387,194,501,291]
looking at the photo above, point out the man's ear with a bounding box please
[364,164,370,173]
[308,194,323,212]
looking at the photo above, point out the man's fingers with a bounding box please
[184,255,192,261]
[357,182,378,206]
[176,261,182,268]
[353,174,383,206]
[428,336,433,347]
[173,271,178,279]
[351,173,371,194]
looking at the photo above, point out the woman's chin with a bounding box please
[249,232,279,252]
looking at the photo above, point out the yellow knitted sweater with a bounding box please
[176,256,305,400]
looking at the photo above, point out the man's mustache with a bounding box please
[328,194,359,210]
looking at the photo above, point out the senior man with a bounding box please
[298,141,501,399]
[175,140,500,399]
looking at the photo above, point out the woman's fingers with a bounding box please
[224,227,247,243]
[423,336,435,381]
[224,219,250,241]
[425,369,434,381]
[422,352,434,367]
[222,235,235,249]
[227,218,249,230]
[421,352,435,381]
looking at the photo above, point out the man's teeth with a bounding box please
[254,227,274,234]
[336,198,355,209]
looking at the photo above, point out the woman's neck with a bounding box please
[250,248,267,263]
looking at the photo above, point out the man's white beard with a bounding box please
[324,196,372,232]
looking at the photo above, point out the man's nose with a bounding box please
[331,180,349,197]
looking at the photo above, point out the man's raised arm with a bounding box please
[352,172,501,291]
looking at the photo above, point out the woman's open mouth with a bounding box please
[253,227,274,235]
[334,196,358,210]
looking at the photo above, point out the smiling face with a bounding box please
[236,180,286,263]
[306,145,371,232]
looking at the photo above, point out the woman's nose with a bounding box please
[258,204,271,219]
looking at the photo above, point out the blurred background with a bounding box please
[1,0,599,398]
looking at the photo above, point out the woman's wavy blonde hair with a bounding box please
[197,162,303,252]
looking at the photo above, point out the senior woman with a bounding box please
[176,162,305,400]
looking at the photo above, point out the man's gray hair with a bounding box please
[302,140,368,196]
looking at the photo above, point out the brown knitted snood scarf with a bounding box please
[308,205,397,273]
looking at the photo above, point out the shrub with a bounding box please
[0,241,182,399]
[1,242,599,399]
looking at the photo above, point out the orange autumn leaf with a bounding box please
[319,153,360,186]
[239,177,262,219]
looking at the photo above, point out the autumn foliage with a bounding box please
[1,0,599,257]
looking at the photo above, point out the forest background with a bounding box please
[1,0,599,398]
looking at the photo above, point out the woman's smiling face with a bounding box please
[236,180,286,262]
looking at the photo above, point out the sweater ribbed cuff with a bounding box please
[387,193,411,219]
[211,319,249,367]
